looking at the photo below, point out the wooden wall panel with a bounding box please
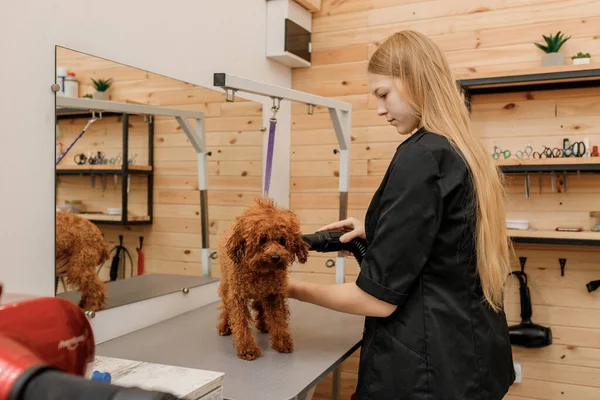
[55,47,263,288]
[293,1,600,398]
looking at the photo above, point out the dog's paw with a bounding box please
[237,344,262,360]
[272,334,294,353]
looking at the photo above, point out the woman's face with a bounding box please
[369,73,419,135]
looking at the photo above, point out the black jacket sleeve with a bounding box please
[356,142,443,306]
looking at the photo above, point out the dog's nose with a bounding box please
[270,254,281,263]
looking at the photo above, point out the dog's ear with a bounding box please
[294,232,309,264]
[226,220,246,264]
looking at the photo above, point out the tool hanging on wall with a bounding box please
[586,279,600,293]
[136,236,145,276]
[56,112,100,165]
[507,262,553,348]
[263,97,281,196]
[98,235,134,281]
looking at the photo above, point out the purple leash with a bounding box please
[56,115,98,165]
[264,117,277,196]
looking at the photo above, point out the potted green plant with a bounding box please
[91,78,113,100]
[572,51,591,65]
[534,31,571,66]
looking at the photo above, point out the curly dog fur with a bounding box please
[216,196,309,360]
[56,211,109,311]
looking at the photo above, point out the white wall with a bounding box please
[0,0,291,297]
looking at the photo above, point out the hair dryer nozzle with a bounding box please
[302,229,367,264]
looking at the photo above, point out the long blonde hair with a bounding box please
[368,30,513,312]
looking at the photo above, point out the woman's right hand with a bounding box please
[319,217,366,243]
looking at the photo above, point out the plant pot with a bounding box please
[541,52,564,67]
[93,91,109,100]
[573,57,590,65]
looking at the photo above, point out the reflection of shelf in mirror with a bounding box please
[77,213,151,225]
[508,229,600,246]
[56,165,152,175]
[56,107,123,120]
[497,158,600,173]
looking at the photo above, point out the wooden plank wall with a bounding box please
[291,1,600,399]
[56,47,264,283]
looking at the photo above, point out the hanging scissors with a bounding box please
[492,145,511,160]
[109,152,123,165]
[569,141,586,157]
[533,146,563,158]
[516,144,533,159]
[74,153,87,165]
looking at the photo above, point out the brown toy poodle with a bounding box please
[216,196,309,360]
[56,211,109,311]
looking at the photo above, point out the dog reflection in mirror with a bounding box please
[216,196,309,360]
[55,211,108,311]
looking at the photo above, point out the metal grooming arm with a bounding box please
[55,97,212,275]
[213,73,353,285]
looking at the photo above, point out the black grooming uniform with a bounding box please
[354,128,515,400]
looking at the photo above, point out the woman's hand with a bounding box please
[319,217,366,256]
[286,278,299,299]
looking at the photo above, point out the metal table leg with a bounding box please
[332,366,341,400]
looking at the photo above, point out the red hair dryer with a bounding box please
[0,285,178,400]
[0,284,95,399]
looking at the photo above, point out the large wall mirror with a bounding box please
[54,46,265,311]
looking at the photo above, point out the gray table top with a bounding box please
[58,274,218,309]
[96,299,364,400]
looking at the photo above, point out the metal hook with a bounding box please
[224,88,237,103]
[91,110,102,121]
[83,112,99,131]
[271,97,281,120]
[307,104,315,115]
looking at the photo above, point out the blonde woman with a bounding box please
[287,30,515,399]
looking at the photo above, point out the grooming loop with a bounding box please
[264,97,282,196]
[56,110,101,165]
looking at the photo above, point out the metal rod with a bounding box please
[148,117,154,223]
[213,73,353,286]
[214,73,352,112]
[332,367,341,400]
[122,114,129,224]
[57,96,204,120]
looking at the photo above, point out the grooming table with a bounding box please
[58,274,218,309]
[95,299,364,400]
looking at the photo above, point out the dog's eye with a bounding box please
[279,236,286,246]
[259,236,267,245]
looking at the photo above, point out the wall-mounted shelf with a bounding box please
[75,213,151,224]
[496,158,600,173]
[457,64,600,96]
[56,107,123,120]
[55,103,154,226]
[458,65,600,247]
[56,165,153,175]
[508,229,600,246]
